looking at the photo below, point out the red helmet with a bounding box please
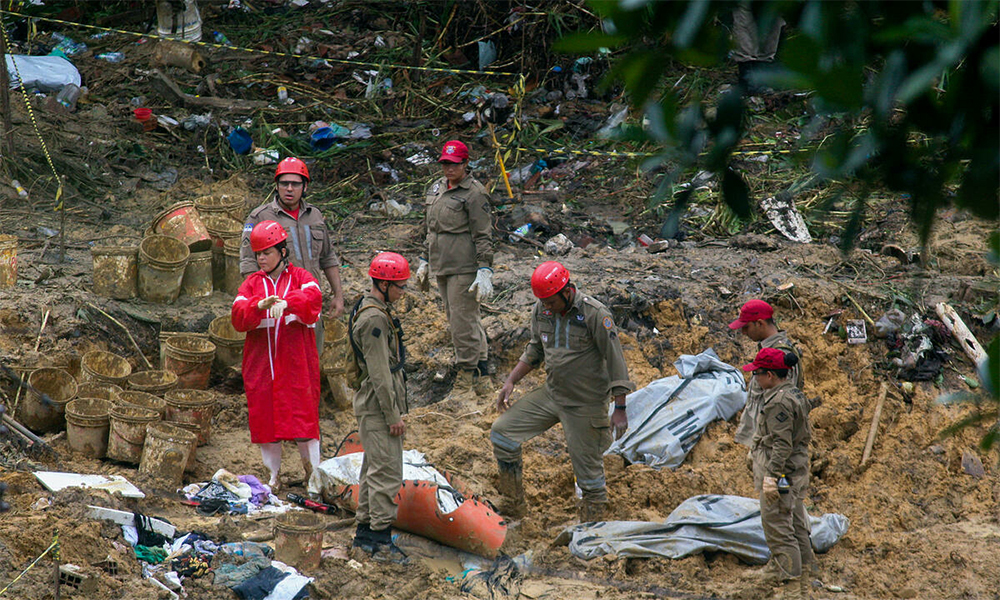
[369,252,410,281]
[531,261,570,299]
[250,220,288,252]
[274,157,310,182]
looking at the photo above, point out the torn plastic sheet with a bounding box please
[561,495,850,564]
[605,349,746,469]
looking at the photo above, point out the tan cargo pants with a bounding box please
[436,273,487,371]
[490,386,612,503]
[753,460,813,580]
[356,413,403,531]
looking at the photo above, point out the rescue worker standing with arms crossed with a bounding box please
[351,253,410,561]
[241,157,345,359]
[491,262,634,522]
[415,140,495,400]
[743,348,813,600]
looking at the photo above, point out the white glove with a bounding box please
[257,295,280,311]
[269,299,288,321]
[468,268,494,303]
[415,258,430,291]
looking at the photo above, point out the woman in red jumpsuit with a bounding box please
[232,220,322,492]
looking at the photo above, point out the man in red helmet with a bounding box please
[232,221,323,493]
[415,140,494,401]
[241,157,344,358]
[350,252,410,561]
[490,261,634,522]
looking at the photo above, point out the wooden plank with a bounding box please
[936,302,987,366]
[87,505,175,538]
[861,383,888,467]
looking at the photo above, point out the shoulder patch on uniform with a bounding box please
[243,222,254,233]
[602,316,613,330]
[371,327,382,338]
[542,309,553,317]
[430,182,441,195]
[775,411,788,422]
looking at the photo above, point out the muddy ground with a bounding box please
[0,4,998,599]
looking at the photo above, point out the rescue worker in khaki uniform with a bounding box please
[491,262,634,522]
[351,252,409,561]
[730,299,816,586]
[744,348,812,600]
[240,157,345,358]
[415,140,494,400]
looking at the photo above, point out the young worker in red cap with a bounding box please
[415,140,495,402]
[743,347,813,599]
[232,221,323,493]
[729,299,803,446]
[490,261,634,522]
[240,157,344,357]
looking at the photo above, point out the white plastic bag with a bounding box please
[6,55,81,91]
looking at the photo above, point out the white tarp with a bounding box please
[561,494,850,564]
[6,55,81,91]
[605,349,746,469]
[316,449,462,513]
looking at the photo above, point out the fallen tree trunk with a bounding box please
[151,69,268,113]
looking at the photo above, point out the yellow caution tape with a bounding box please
[0,13,63,209]
[0,534,59,596]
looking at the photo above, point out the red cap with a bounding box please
[742,347,789,372]
[439,140,469,163]
[729,299,774,329]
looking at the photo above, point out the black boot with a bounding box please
[352,522,376,553]
[369,527,408,563]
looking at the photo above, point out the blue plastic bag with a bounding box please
[227,127,253,155]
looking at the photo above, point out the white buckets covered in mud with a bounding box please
[138,234,189,304]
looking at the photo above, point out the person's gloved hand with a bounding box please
[467,268,494,303]
[415,258,430,292]
[258,295,280,311]
[269,299,288,321]
[762,476,779,502]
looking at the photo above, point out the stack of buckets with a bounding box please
[18,349,217,489]
[194,193,247,295]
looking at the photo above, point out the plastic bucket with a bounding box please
[65,398,111,458]
[164,336,216,390]
[163,389,216,445]
[90,238,139,299]
[139,422,197,488]
[126,370,178,396]
[172,421,200,470]
[208,316,245,369]
[115,390,168,419]
[207,219,242,291]
[81,350,132,387]
[181,249,213,297]
[223,237,243,295]
[139,234,190,304]
[321,318,350,410]
[76,382,122,402]
[107,404,160,464]
[159,331,209,369]
[20,368,77,433]
[149,201,212,252]
[196,193,246,228]
[274,511,325,572]
[156,0,202,42]
[0,234,16,288]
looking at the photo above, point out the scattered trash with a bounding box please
[153,41,206,73]
[759,193,812,243]
[406,150,433,166]
[646,239,678,254]
[51,32,87,57]
[311,125,348,151]
[276,85,288,103]
[95,52,125,63]
[637,233,654,247]
[181,113,212,131]
[55,83,81,111]
[369,198,411,218]
[293,36,313,55]
[227,127,253,154]
[11,180,28,198]
[508,223,533,243]
[597,104,628,138]
[845,319,867,344]
[134,107,156,132]
[5,54,82,91]
[478,40,497,70]
[88,505,176,537]
[34,471,145,498]
[874,309,906,338]
[252,149,278,166]
[157,115,179,128]
[544,233,574,256]
[213,31,233,46]
[375,163,400,182]
[559,494,850,563]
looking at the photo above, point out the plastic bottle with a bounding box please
[213,31,232,46]
[276,85,288,103]
[508,223,532,243]
[11,180,28,198]
[777,474,790,494]
[637,233,654,247]
[55,83,81,111]
[95,52,125,63]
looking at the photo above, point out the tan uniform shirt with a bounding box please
[752,380,811,478]
[240,197,340,281]
[422,175,493,276]
[735,331,803,446]
[519,292,635,407]
[352,293,407,424]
